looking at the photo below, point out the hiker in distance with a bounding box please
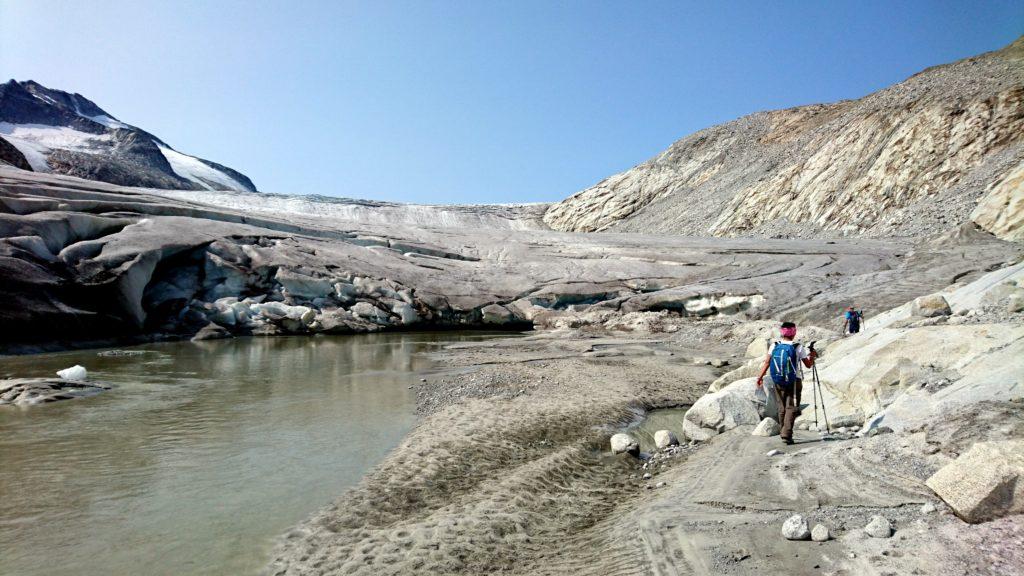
[755,322,818,444]
[842,306,863,335]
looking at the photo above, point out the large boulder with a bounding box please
[745,337,771,358]
[925,440,1024,523]
[275,269,333,300]
[481,304,515,325]
[911,294,951,317]
[609,433,639,455]
[350,301,391,324]
[391,302,420,324]
[781,515,810,540]
[683,378,767,441]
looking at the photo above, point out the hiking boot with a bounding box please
[782,437,794,445]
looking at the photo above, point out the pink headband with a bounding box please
[780,326,797,338]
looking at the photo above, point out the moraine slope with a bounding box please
[544,36,1024,240]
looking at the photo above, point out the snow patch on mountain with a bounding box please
[156,143,249,191]
[0,122,111,171]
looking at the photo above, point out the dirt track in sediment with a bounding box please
[267,328,1022,576]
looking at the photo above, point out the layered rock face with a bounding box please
[3,168,1018,353]
[0,80,256,192]
[544,37,1024,240]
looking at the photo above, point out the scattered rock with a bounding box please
[191,322,233,341]
[921,502,936,514]
[1008,294,1024,314]
[752,417,781,437]
[781,515,811,540]
[766,449,782,457]
[864,515,893,538]
[731,549,751,562]
[912,294,952,317]
[610,433,639,455]
[481,304,515,325]
[0,377,109,406]
[811,524,830,542]
[867,426,894,437]
[96,350,147,357]
[925,439,1024,523]
[654,429,679,449]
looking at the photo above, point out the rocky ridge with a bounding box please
[544,36,1024,241]
[0,80,256,192]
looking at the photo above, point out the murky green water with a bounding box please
[632,407,690,453]
[0,333,501,576]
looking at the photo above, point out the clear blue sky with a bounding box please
[1,1,1021,203]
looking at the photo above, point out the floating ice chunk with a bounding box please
[56,365,88,380]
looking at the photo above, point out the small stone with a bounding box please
[766,449,782,457]
[752,417,781,437]
[811,524,830,542]
[781,515,811,540]
[864,515,893,538]
[642,473,652,480]
[655,481,666,488]
[921,502,936,514]
[654,429,679,449]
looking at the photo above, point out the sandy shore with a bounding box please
[267,320,1023,576]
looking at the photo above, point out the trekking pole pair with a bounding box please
[808,341,830,434]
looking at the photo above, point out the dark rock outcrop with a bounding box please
[0,136,31,170]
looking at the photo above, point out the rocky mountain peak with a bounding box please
[0,79,257,192]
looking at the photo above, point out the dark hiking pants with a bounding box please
[773,378,803,440]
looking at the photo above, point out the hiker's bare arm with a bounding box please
[801,349,818,368]
[755,355,771,388]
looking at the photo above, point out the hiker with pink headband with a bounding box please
[755,321,817,444]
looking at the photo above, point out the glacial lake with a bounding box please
[0,332,501,576]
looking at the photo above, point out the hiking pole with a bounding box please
[809,342,830,434]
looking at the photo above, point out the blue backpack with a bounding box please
[769,342,800,388]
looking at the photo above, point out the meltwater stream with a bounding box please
[0,333,501,576]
